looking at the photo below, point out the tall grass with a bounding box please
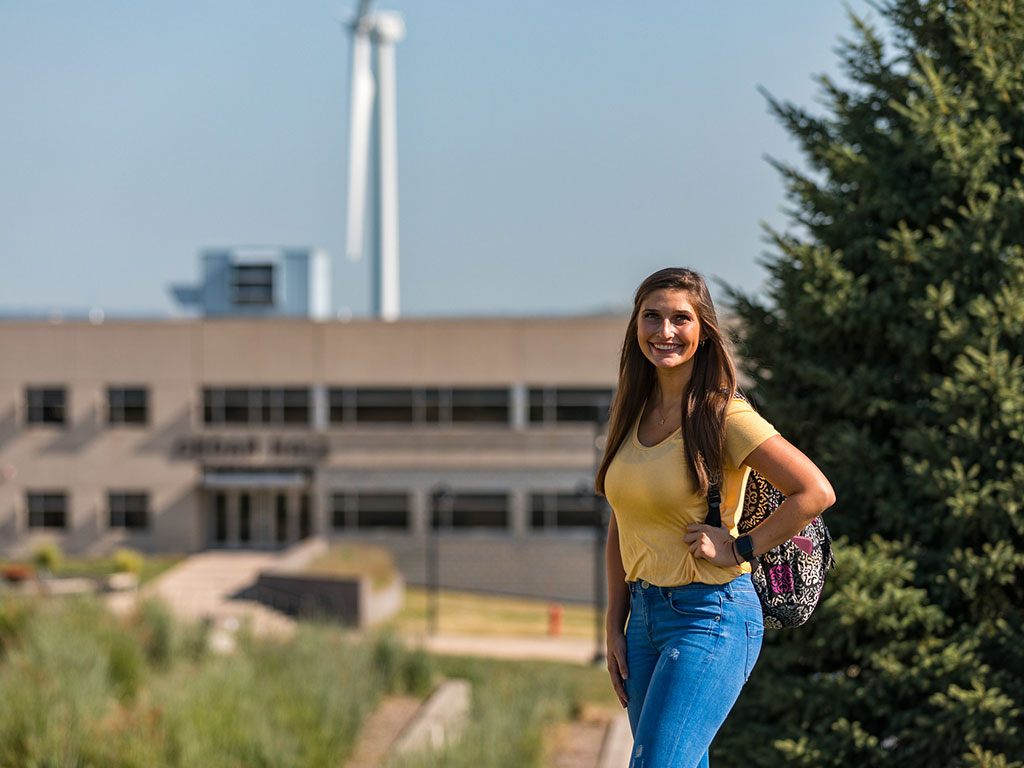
[0,594,615,767]
[0,595,431,767]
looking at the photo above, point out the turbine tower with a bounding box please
[344,0,405,321]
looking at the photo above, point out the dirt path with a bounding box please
[343,695,422,768]
[550,719,609,768]
[548,707,634,768]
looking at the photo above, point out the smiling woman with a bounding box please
[636,291,702,376]
[593,267,835,767]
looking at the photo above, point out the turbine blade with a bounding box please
[346,32,375,262]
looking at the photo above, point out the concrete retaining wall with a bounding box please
[254,537,404,626]
[254,570,404,627]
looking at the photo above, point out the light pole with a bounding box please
[577,476,607,665]
[592,491,608,665]
[428,486,451,635]
[589,407,610,665]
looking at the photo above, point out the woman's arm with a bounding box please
[685,434,836,567]
[605,511,630,707]
[737,434,836,555]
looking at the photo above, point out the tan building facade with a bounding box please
[0,316,626,599]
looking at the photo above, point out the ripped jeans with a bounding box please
[624,575,763,768]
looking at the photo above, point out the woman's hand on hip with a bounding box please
[684,523,737,568]
[606,632,629,708]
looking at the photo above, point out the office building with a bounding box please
[0,315,622,599]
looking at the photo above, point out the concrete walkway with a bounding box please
[414,631,601,665]
[110,550,297,637]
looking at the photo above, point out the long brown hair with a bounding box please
[595,267,737,498]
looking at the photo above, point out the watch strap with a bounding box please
[735,534,756,563]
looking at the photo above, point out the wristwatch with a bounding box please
[735,534,757,563]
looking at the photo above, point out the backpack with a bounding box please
[706,452,835,629]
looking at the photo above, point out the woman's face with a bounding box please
[636,288,702,372]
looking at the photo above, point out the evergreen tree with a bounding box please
[718,2,1024,765]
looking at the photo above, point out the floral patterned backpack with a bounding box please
[705,422,835,629]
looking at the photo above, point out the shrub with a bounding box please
[113,548,144,575]
[32,541,62,572]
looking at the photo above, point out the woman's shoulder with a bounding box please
[725,395,757,419]
[723,395,778,462]
[724,397,770,444]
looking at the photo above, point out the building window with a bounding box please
[432,491,508,529]
[108,387,148,425]
[203,388,311,426]
[328,388,351,424]
[27,492,67,528]
[354,389,416,423]
[239,493,252,543]
[275,389,310,425]
[214,493,228,543]
[329,387,438,425]
[328,387,509,425]
[26,387,66,425]
[530,492,600,529]
[231,263,274,306]
[276,493,288,543]
[109,492,148,529]
[299,494,311,538]
[450,389,508,423]
[332,491,410,529]
[529,387,614,424]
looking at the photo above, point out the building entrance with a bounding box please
[207,489,311,549]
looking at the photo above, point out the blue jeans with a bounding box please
[624,575,764,768]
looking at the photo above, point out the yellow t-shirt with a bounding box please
[605,398,778,587]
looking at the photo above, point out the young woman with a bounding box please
[597,267,835,767]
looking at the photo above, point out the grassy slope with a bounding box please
[0,593,618,768]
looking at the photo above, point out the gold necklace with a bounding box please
[653,398,672,426]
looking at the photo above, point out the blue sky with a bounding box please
[0,1,874,318]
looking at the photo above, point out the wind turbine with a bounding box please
[344,0,405,321]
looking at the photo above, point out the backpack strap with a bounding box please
[704,391,745,528]
[705,483,722,528]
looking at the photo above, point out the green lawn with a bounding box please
[54,553,183,585]
[392,586,602,640]
[304,543,398,588]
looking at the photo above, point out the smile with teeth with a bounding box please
[651,342,682,352]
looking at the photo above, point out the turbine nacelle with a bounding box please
[343,4,405,321]
[362,12,404,43]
